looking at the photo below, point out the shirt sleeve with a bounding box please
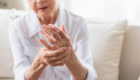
[9,21,30,80]
[72,18,97,80]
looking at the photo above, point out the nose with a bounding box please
[36,0,45,3]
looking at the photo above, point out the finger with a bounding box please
[49,24,66,38]
[55,48,70,61]
[42,25,61,41]
[50,50,71,66]
[40,30,56,45]
[60,24,67,34]
[44,47,67,57]
[48,48,70,63]
[39,39,54,50]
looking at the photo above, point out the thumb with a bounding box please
[60,24,67,34]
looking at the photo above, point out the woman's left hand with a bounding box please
[39,24,74,57]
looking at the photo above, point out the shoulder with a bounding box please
[9,12,32,35]
[9,12,32,38]
[9,11,31,29]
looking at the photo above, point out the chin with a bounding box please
[38,10,52,17]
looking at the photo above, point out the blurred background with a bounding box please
[0,0,140,20]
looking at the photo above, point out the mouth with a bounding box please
[39,6,48,10]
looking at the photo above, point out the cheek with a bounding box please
[48,0,56,7]
[48,0,55,3]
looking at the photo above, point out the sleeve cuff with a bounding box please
[70,63,97,80]
[84,63,97,80]
[14,66,30,80]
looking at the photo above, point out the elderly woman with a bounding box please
[9,0,97,80]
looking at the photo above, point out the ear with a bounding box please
[60,24,67,34]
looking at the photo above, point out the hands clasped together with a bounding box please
[38,24,74,66]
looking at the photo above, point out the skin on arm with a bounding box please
[40,24,88,80]
[24,55,47,80]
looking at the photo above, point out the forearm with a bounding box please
[66,53,88,80]
[24,56,47,80]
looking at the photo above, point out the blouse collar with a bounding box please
[28,5,66,38]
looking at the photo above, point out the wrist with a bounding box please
[66,52,88,80]
[66,51,80,65]
[25,56,47,80]
[31,56,47,71]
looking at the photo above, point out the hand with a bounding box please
[39,24,88,80]
[37,47,71,66]
[39,24,74,57]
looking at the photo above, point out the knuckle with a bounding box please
[48,38,52,42]
[46,45,51,49]
[50,38,55,43]
[60,42,64,47]
[52,33,57,37]
[58,31,62,34]
[52,40,57,44]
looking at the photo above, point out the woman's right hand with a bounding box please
[37,47,71,66]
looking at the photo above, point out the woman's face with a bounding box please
[28,0,57,17]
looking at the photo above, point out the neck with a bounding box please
[39,5,59,25]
